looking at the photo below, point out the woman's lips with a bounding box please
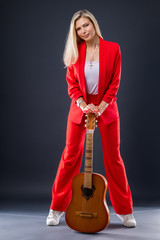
[83,33,89,38]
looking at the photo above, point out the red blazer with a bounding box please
[66,37,121,124]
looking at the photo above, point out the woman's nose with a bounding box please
[81,27,86,35]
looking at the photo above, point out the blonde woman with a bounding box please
[46,9,136,228]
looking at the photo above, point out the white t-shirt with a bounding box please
[84,61,99,95]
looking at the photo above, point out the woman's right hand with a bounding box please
[80,102,99,115]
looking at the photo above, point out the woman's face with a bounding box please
[75,17,96,42]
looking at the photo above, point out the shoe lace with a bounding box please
[49,210,61,219]
[124,214,134,221]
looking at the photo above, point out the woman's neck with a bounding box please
[85,34,100,49]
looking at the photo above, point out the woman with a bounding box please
[46,9,136,228]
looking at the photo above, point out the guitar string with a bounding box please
[82,128,94,215]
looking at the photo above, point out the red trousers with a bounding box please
[50,94,133,214]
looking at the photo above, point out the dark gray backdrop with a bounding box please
[1,0,160,207]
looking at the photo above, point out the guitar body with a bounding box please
[65,172,110,233]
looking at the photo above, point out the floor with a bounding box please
[0,201,160,240]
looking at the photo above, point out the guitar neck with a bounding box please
[84,131,94,189]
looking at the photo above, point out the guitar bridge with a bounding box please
[75,211,98,218]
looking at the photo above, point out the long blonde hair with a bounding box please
[63,9,103,67]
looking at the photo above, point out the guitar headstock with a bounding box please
[85,113,97,132]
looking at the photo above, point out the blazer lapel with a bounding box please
[79,42,87,102]
[98,37,107,104]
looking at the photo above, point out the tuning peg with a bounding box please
[95,124,98,128]
[85,119,87,122]
[96,120,98,122]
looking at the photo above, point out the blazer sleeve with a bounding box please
[66,64,83,103]
[102,44,121,105]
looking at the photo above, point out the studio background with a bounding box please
[1,0,160,208]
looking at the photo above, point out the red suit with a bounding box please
[50,37,133,214]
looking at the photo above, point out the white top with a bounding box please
[84,61,99,95]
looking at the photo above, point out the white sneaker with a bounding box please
[46,209,64,226]
[116,213,136,227]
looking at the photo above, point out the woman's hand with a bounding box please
[78,99,109,116]
[79,102,99,115]
[83,104,99,114]
[96,101,109,116]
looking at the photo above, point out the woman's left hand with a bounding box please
[96,101,109,117]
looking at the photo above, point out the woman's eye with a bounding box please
[76,24,89,32]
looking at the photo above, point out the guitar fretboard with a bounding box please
[84,132,93,189]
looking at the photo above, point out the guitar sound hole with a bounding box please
[81,185,95,200]
[83,187,93,197]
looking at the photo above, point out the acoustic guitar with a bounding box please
[65,113,110,233]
